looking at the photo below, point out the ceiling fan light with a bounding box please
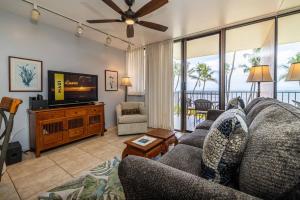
[125,18,135,25]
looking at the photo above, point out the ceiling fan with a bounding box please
[86,0,169,38]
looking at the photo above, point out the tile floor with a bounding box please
[0,128,143,200]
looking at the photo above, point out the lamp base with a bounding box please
[125,86,128,102]
[257,82,261,98]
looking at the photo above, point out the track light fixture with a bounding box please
[127,44,131,51]
[31,1,40,23]
[75,23,84,37]
[23,0,135,49]
[106,36,112,46]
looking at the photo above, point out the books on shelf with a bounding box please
[132,136,157,146]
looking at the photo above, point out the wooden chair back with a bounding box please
[0,97,22,181]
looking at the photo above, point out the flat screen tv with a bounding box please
[48,70,98,106]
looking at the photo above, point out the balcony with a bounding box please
[174,90,300,131]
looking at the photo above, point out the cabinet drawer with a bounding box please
[88,107,103,115]
[66,109,86,116]
[87,124,103,135]
[68,127,84,138]
[43,132,63,146]
[38,111,65,120]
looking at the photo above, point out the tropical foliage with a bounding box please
[239,48,262,103]
[173,62,181,91]
[39,157,125,200]
[225,51,236,102]
[188,63,217,93]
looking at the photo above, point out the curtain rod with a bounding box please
[21,0,135,46]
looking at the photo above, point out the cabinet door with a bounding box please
[67,116,86,140]
[40,118,66,149]
[87,113,103,135]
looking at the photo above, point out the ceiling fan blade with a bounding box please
[135,0,168,18]
[102,0,125,16]
[127,25,134,38]
[137,21,168,32]
[87,19,122,23]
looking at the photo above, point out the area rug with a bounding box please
[38,157,125,200]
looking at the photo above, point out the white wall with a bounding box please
[0,10,126,151]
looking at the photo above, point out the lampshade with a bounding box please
[247,65,273,82]
[286,62,300,81]
[120,77,132,87]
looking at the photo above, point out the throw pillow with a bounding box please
[201,109,248,185]
[226,97,245,110]
[122,108,140,115]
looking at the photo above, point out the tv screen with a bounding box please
[48,71,98,105]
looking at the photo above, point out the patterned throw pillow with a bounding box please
[122,108,140,115]
[201,109,248,185]
[226,97,245,110]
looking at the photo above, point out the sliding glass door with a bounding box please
[173,11,300,132]
[185,34,220,131]
[277,13,300,105]
[225,20,275,107]
[173,42,182,130]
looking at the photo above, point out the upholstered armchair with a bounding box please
[116,102,147,136]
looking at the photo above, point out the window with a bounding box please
[173,11,300,131]
[173,42,182,130]
[277,13,300,105]
[225,20,275,106]
[186,34,220,131]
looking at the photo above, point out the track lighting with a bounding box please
[127,44,131,51]
[75,23,84,37]
[31,1,40,23]
[106,36,112,46]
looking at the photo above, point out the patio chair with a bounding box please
[0,97,22,181]
[193,99,213,124]
[186,98,193,117]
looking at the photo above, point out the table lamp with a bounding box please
[247,65,273,97]
[286,62,300,81]
[121,76,132,102]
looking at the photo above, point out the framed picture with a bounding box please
[105,70,118,91]
[9,56,43,92]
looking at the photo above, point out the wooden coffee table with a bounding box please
[122,135,163,159]
[146,128,178,154]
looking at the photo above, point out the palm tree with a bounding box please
[173,62,181,91]
[225,51,237,102]
[189,63,217,93]
[279,52,300,81]
[239,48,262,103]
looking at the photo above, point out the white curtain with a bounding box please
[126,47,145,95]
[146,40,174,130]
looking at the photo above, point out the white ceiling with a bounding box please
[1,0,300,51]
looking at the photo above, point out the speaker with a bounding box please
[29,97,48,110]
[5,142,22,165]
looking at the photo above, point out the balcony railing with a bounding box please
[174,90,300,131]
[277,91,300,106]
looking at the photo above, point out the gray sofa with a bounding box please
[119,98,300,200]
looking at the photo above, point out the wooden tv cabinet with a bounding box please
[28,103,105,157]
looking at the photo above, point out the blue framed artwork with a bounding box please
[9,56,43,92]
